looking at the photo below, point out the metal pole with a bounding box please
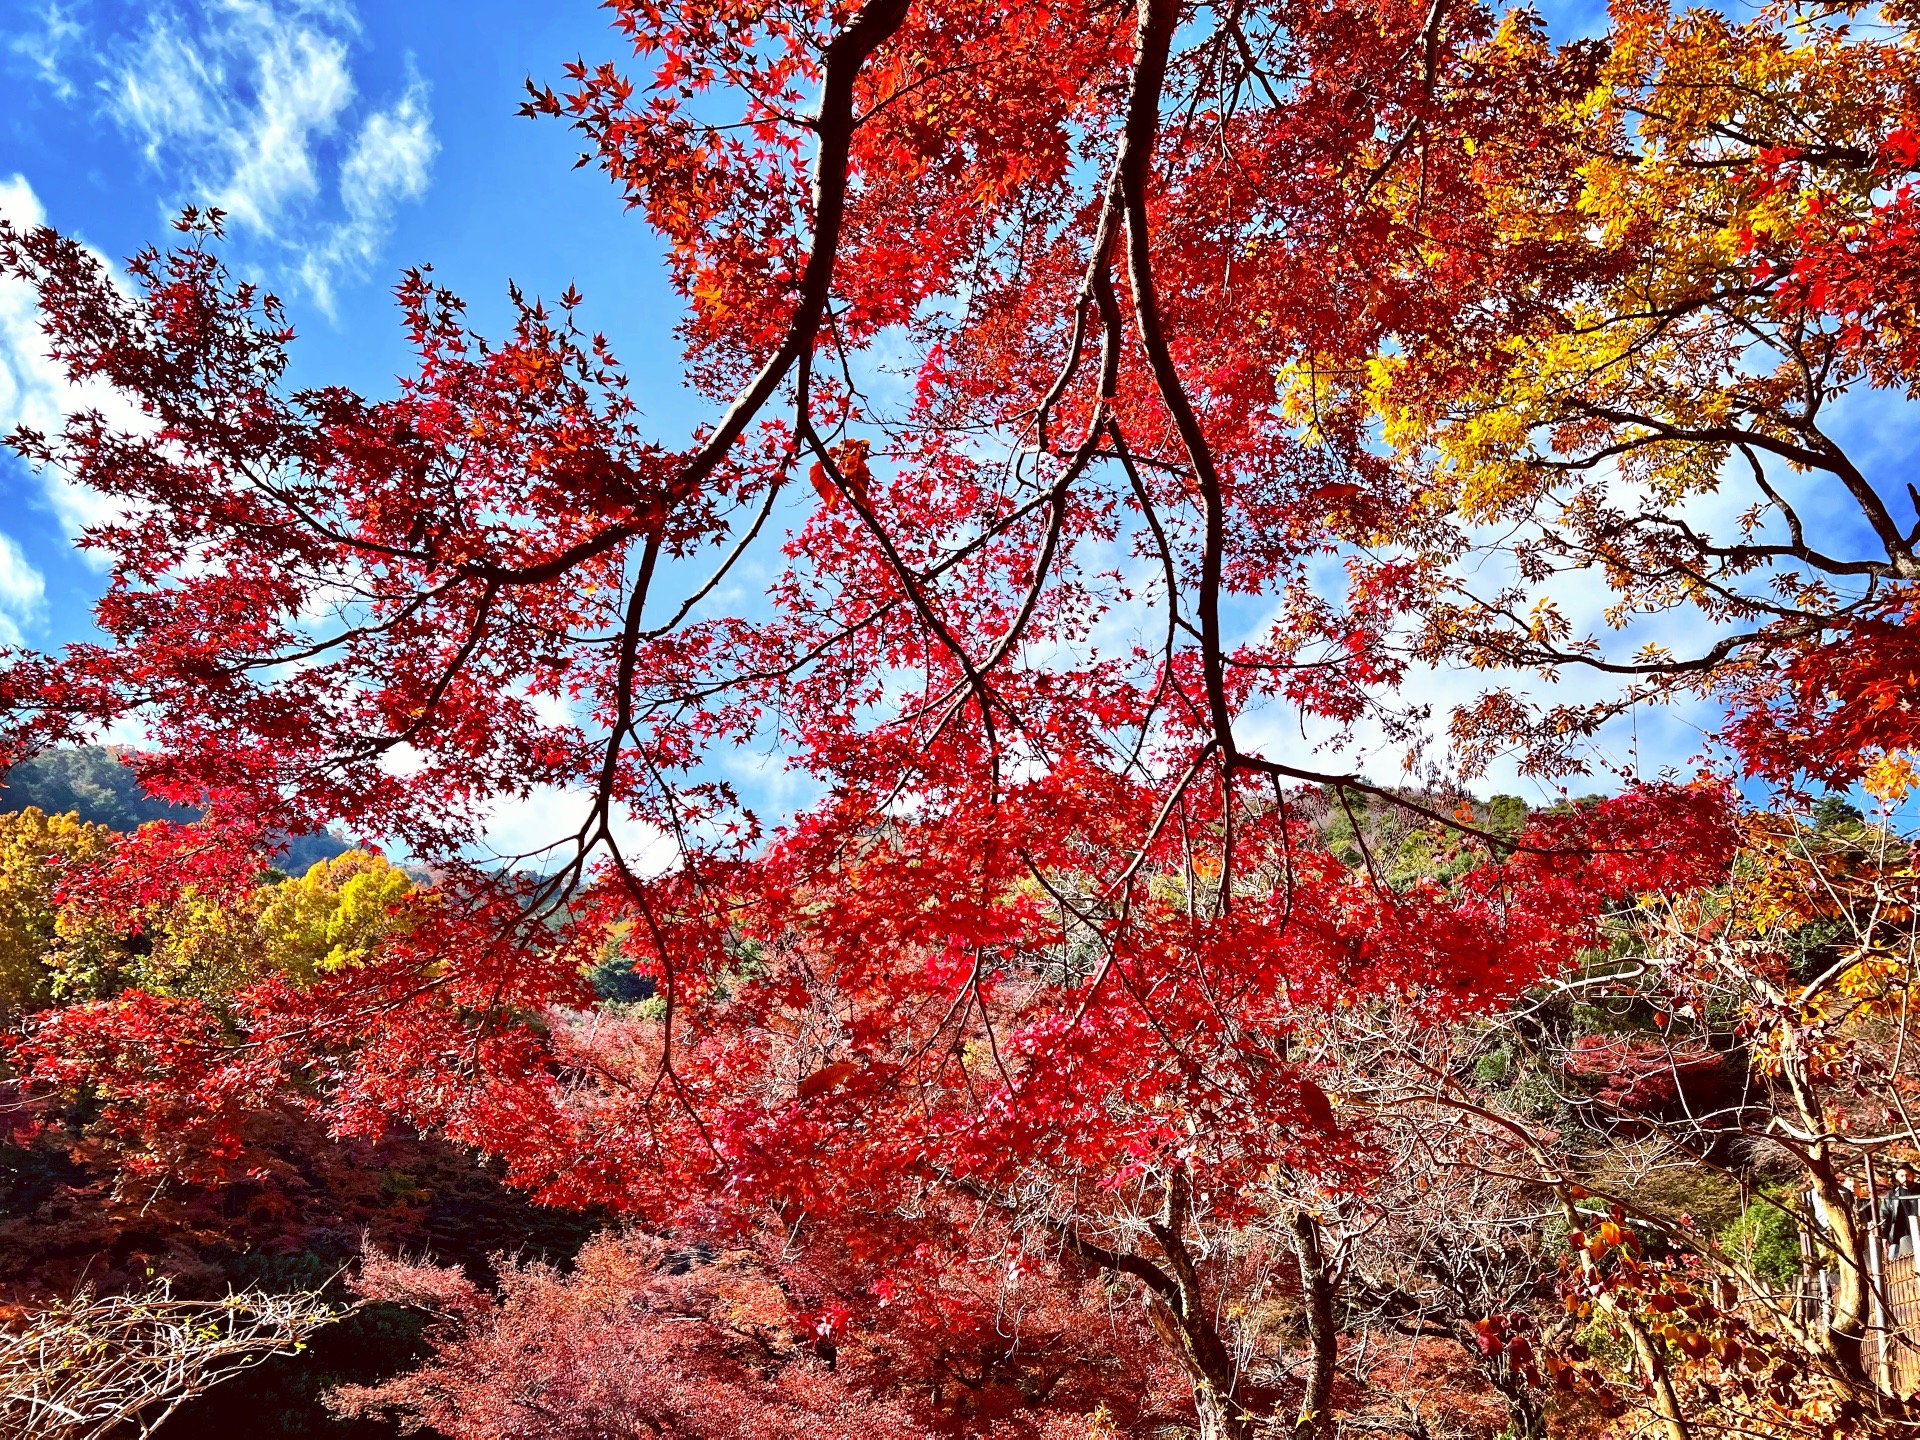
[1869,1153,1894,1395]
[1799,1191,1819,1327]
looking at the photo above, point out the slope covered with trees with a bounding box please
[2,746,349,874]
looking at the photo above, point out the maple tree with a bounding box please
[1347,0,1920,788]
[332,1229,1176,1439]
[3,0,1919,1432]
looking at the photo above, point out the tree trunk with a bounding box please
[1617,1302,1691,1440]
[1806,1151,1872,1385]
[1781,1039,1875,1391]
[968,1165,1256,1439]
[1192,1382,1252,1440]
[1290,1211,1338,1440]
[1145,1167,1254,1440]
[1143,1293,1250,1440]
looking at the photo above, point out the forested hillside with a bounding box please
[2,747,349,874]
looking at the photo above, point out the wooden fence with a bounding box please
[1868,1233,1920,1399]
[1807,1204,1920,1399]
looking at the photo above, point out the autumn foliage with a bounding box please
[331,1229,1180,1439]
[4,0,1920,1433]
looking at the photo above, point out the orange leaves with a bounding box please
[806,438,871,512]
[1864,750,1920,805]
[807,464,837,508]
[795,1058,861,1100]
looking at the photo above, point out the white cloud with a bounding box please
[372,696,675,873]
[0,531,47,645]
[298,78,436,311]
[17,0,434,311]
[0,174,139,545]
[477,784,678,877]
[218,30,356,231]
[7,1,83,100]
[113,11,356,236]
[340,83,437,221]
[113,23,230,165]
[475,690,677,873]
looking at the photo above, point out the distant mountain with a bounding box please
[274,830,355,875]
[0,746,198,831]
[0,746,350,875]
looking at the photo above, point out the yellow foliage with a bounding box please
[101,849,413,998]
[254,850,415,983]
[1358,0,1920,536]
[136,886,270,1000]
[0,808,114,1019]
[10,827,414,1003]
[1864,751,1919,806]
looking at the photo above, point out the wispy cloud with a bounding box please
[298,75,436,311]
[6,1,83,101]
[7,0,435,312]
[0,531,47,646]
[114,9,356,235]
